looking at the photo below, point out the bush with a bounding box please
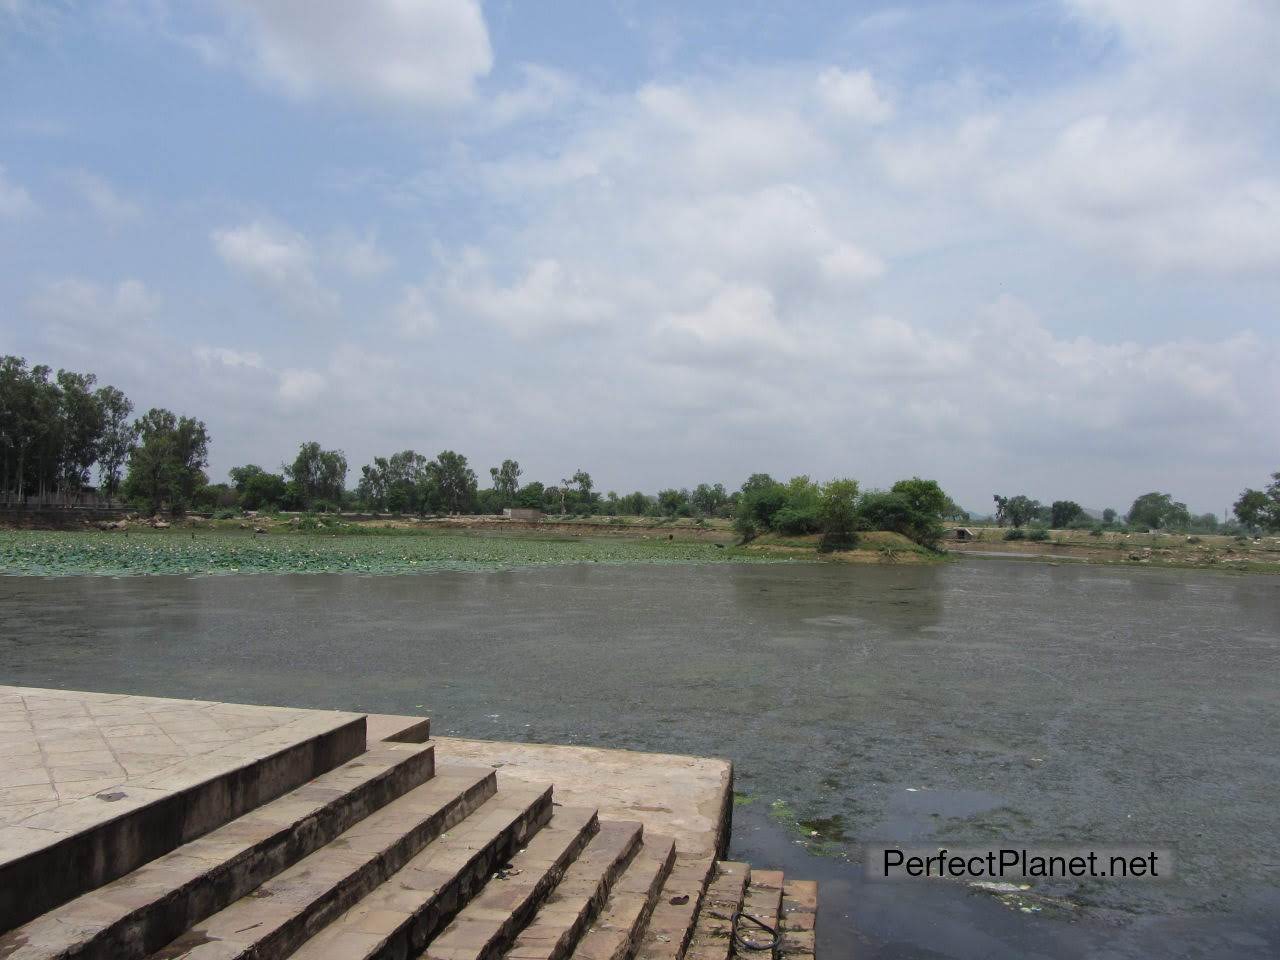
[772,504,820,535]
[818,478,860,553]
[858,490,943,548]
[1003,528,1027,541]
[212,507,238,520]
[1028,528,1049,542]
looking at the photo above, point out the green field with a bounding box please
[0,528,792,577]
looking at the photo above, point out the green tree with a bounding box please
[95,385,135,500]
[772,476,822,534]
[735,473,787,537]
[516,480,545,509]
[122,408,210,513]
[570,469,595,513]
[1127,492,1190,530]
[691,482,729,517]
[1102,507,1117,524]
[286,442,348,509]
[231,464,288,511]
[818,478,860,552]
[489,459,522,506]
[1233,474,1280,532]
[1050,500,1084,528]
[54,370,104,495]
[993,494,1041,528]
[657,488,689,517]
[428,450,477,513]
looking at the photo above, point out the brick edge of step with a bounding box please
[564,833,676,960]
[683,861,750,960]
[423,805,601,960]
[148,766,498,960]
[502,819,644,960]
[633,854,716,960]
[778,879,818,960]
[288,782,556,960]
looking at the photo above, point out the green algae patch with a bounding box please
[0,528,797,577]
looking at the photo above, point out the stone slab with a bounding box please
[427,737,732,860]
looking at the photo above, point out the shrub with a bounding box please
[1028,528,1049,541]
[1003,528,1026,541]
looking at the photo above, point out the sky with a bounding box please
[1,0,1277,515]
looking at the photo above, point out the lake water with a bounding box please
[2,558,1278,958]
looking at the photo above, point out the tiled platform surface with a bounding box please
[0,686,365,930]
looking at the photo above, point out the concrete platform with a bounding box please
[0,689,810,959]
[0,686,365,930]
[363,714,732,859]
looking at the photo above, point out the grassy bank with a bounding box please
[947,525,1280,573]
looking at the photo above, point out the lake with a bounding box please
[2,558,1277,958]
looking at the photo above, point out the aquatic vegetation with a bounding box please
[0,529,794,577]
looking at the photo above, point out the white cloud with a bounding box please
[26,277,159,332]
[194,345,264,369]
[815,67,892,124]
[419,254,613,339]
[212,220,337,316]
[222,0,492,108]
[277,367,325,406]
[66,170,141,222]
[391,285,437,338]
[325,229,393,279]
[0,164,35,217]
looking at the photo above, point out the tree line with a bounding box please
[5,354,1278,537]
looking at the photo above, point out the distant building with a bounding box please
[951,527,977,541]
[503,508,544,521]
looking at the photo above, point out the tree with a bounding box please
[691,482,729,517]
[286,442,347,509]
[1102,508,1117,524]
[489,459,521,506]
[428,450,477,513]
[230,464,287,511]
[657,488,689,517]
[1233,474,1280,532]
[95,385,135,500]
[1050,500,1084,529]
[818,479,860,552]
[570,469,594,513]
[1127,492,1190,530]
[772,476,822,534]
[516,480,545,509]
[122,408,210,513]
[54,370,104,495]
[993,494,1041,528]
[735,473,787,536]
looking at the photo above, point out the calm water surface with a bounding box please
[2,559,1278,958]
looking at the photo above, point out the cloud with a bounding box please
[66,170,141,222]
[0,165,35,217]
[220,0,492,109]
[325,229,394,279]
[277,367,325,406]
[26,277,159,333]
[194,345,264,370]
[815,67,892,124]
[212,220,337,316]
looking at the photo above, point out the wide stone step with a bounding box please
[146,766,497,960]
[0,740,435,960]
[423,806,600,960]
[683,862,750,960]
[778,880,818,960]
[501,820,643,960]
[288,783,555,960]
[564,835,676,960]
[632,855,715,960]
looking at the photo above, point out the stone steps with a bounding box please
[683,861,750,960]
[632,855,716,960]
[0,700,367,933]
[778,880,818,960]
[500,820,643,960]
[146,766,498,960]
[289,783,555,960]
[0,740,435,960]
[737,869,784,955]
[562,834,675,960]
[421,806,600,960]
